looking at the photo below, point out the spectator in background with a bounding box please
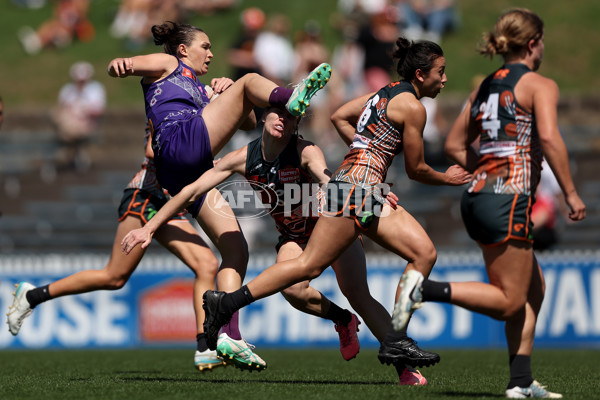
[225,7,267,147]
[53,61,106,172]
[330,22,366,107]
[12,0,47,9]
[293,21,330,85]
[178,0,236,15]
[338,0,388,17]
[395,0,459,43]
[227,7,266,81]
[110,0,179,50]
[292,20,332,149]
[531,159,563,250]
[18,0,94,55]
[109,0,151,41]
[420,96,448,165]
[253,13,295,86]
[357,8,399,92]
[137,0,179,46]
[0,96,4,130]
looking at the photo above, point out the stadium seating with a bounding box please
[1,102,599,254]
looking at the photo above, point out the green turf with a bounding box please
[0,348,598,399]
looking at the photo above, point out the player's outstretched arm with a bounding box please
[397,96,472,186]
[107,53,177,79]
[299,139,331,185]
[532,77,586,221]
[121,147,247,253]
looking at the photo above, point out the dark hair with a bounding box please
[151,21,205,56]
[393,37,444,80]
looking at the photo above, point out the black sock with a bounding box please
[384,325,407,343]
[25,285,51,308]
[395,322,408,337]
[421,279,451,302]
[507,354,533,389]
[394,363,407,375]
[196,333,208,352]
[222,285,255,314]
[324,302,351,325]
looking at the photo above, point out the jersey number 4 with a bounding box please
[480,93,501,140]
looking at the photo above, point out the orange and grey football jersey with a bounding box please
[245,135,318,240]
[467,63,543,196]
[331,80,416,188]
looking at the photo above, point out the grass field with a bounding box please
[1,348,598,400]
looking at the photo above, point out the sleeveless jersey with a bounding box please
[132,77,210,198]
[331,80,416,188]
[142,58,210,137]
[245,135,319,240]
[467,63,542,195]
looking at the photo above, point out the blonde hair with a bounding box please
[479,8,544,59]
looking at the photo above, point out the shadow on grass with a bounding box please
[441,392,503,398]
[114,376,506,396]
[117,376,393,386]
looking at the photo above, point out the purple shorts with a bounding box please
[153,114,213,217]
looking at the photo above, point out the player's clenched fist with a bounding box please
[108,57,134,77]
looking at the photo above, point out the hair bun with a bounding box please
[495,35,509,52]
[396,37,410,49]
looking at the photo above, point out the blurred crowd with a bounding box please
[17,0,94,55]
[15,0,237,54]
[51,61,106,174]
[10,0,463,182]
[6,1,575,252]
[10,0,462,173]
[224,0,460,165]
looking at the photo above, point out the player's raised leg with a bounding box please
[202,63,331,156]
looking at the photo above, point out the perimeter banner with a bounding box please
[1,251,598,349]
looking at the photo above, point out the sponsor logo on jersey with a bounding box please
[182,66,196,81]
[279,168,300,183]
[494,69,510,80]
